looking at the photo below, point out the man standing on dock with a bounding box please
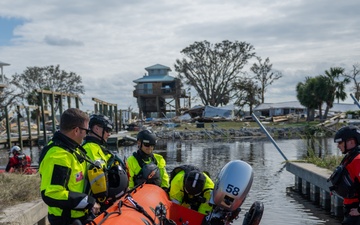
[330,125,360,225]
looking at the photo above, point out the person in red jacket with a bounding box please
[330,125,360,225]
[5,145,32,173]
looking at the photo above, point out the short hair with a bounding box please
[59,108,89,132]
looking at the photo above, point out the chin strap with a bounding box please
[89,130,107,145]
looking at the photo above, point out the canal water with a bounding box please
[0,137,343,224]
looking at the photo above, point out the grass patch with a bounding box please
[304,155,342,171]
[0,173,40,211]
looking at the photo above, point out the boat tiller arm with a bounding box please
[224,208,241,225]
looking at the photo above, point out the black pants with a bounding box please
[343,204,360,225]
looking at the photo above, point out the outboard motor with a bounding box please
[204,160,264,225]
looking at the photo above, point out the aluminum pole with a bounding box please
[252,113,288,161]
[350,93,360,109]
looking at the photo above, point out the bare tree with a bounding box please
[343,63,360,100]
[11,65,85,105]
[232,76,261,115]
[0,76,25,112]
[174,40,256,107]
[250,57,282,103]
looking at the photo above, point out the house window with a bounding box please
[144,83,153,94]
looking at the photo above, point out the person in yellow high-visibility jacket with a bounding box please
[126,129,169,189]
[168,165,214,215]
[39,108,100,225]
[83,114,113,166]
[83,114,128,208]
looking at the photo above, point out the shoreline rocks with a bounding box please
[154,126,313,140]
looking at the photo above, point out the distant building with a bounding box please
[133,64,190,118]
[0,61,10,91]
[254,101,307,117]
[254,101,359,117]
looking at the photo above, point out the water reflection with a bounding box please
[0,137,342,224]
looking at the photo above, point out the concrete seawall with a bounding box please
[286,162,344,217]
[0,199,48,225]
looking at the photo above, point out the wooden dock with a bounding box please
[107,131,137,148]
[0,135,41,149]
[0,131,136,149]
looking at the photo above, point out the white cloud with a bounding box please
[44,36,84,46]
[0,0,360,112]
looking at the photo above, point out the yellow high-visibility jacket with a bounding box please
[83,137,112,168]
[126,152,169,189]
[39,131,96,222]
[169,170,214,215]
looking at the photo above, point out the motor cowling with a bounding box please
[211,160,253,212]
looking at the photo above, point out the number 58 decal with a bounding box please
[226,184,240,196]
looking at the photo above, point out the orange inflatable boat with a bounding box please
[88,184,204,225]
[0,166,37,174]
[87,160,264,225]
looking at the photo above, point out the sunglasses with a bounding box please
[99,126,112,134]
[104,127,112,133]
[78,127,90,134]
[143,142,155,147]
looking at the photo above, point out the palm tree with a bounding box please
[322,67,350,119]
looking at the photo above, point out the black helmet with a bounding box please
[334,125,360,145]
[107,165,128,199]
[89,114,114,132]
[134,163,161,186]
[137,130,157,145]
[184,170,206,196]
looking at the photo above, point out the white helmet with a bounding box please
[10,146,21,154]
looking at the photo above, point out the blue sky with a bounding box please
[1,0,360,112]
[0,17,24,46]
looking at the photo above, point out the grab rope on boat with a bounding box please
[124,194,156,225]
[87,200,123,225]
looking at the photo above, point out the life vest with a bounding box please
[88,160,128,203]
[170,165,211,211]
[13,153,31,171]
[85,149,128,202]
[328,150,360,198]
[83,137,128,202]
[132,151,161,186]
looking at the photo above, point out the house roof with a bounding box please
[330,103,359,112]
[0,61,10,66]
[254,101,359,113]
[145,64,171,71]
[254,101,306,111]
[133,75,175,83]
[133,64,176,83]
